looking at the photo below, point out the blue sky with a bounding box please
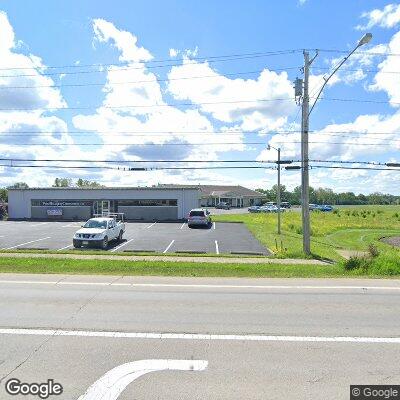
[0,0,399,193]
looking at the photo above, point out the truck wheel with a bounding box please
[118,230,123,242]
[101,236,108,249]
[73,240,81,248]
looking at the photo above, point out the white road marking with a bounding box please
[111,238,134,253]
[1,236,51,250]
[77,359,207,400]
[1,328,399,344]
[62,224,81,228]
[180,222,186,229]
[146,222,157,229]
[57,244,72,251]
[0,280,400,292]
[213,222,216,230]
[163,239,175,253]
[31,222,49,227]
[215,240,219,254]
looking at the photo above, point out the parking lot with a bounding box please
[0,220,270,255]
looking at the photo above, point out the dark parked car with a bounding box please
[280,202,291,209]
[216,202,231,210]
[248,206,261,213]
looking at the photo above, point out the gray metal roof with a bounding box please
[8,186,200,191]
[157,184,264,198]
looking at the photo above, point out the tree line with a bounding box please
[256,185,400,205]
[0,179,103,203]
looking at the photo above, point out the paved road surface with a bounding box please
[0,221,270,255]
[0,274,399,399]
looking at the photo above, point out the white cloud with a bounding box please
[368,31,400,106]
[169,48,178,57]
[356,3,400,30]
[93,18,153,62]
[72,19,247,176]
[167,59,297,131]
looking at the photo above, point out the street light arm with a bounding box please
[309,44,361,116]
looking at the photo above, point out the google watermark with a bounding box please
[351,385,400,400]
[5,378,63,399]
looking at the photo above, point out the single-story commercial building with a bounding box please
[8,187,200,221]
[158,184,266,207]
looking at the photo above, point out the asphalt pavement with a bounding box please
[0,220,270,255]
[0,274,400,399]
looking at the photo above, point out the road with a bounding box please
[0,274,400,399]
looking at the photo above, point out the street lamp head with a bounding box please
[358,33,372,46]
[267,145,271,150]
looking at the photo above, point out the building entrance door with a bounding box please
[93,200,110,216]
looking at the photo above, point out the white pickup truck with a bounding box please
[73,216,125,249]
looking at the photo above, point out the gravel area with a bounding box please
[381,236,400,248]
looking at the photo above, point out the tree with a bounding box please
[7,182,29,189]
[76,179,104,188]
[52,178,72,187]
[0,188,7,203]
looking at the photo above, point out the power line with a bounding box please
[0,141,265,146]
[4,139,400,147]
[0,97,293,111]
[1,163,399,172]
[312,66,400,75]
[0,49,301,71]
[0,164,277,171]
[0,157,273,163]
[1,129,400,137]
[309,165,400,172]
[314,48,400,57]
[0,67,301,90]
[0,95,399,112]
[0,50,301,78]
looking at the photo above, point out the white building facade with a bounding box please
[8,187,200,221]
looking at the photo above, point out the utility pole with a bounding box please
[277,147,281,235]
[267,144,286,235]
[301,50,311,255]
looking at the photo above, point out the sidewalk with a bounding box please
[0,251,331,265]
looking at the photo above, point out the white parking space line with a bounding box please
[180,222,186,229]
[57,244,72,251]
[62,224,81,228]
[163,239,175,253]
[31,222,49,227]
[110,238,134,253]
[146,222,157,229]
[213,222,216,230]
[1,236,51,250]
[1,328,400,344]
[215,240,219,254]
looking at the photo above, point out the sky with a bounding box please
[0,0,399,194]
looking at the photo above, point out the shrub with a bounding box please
[333,209,339,215]
[343,256,369,271]
[368,244,379,258]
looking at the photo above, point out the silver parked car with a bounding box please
[187,208,212,228]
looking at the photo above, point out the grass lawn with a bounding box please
[0,256,399,278]
[213,206,400,262]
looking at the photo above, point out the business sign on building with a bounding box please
[47,208,63,216]
[32,200,93,207]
